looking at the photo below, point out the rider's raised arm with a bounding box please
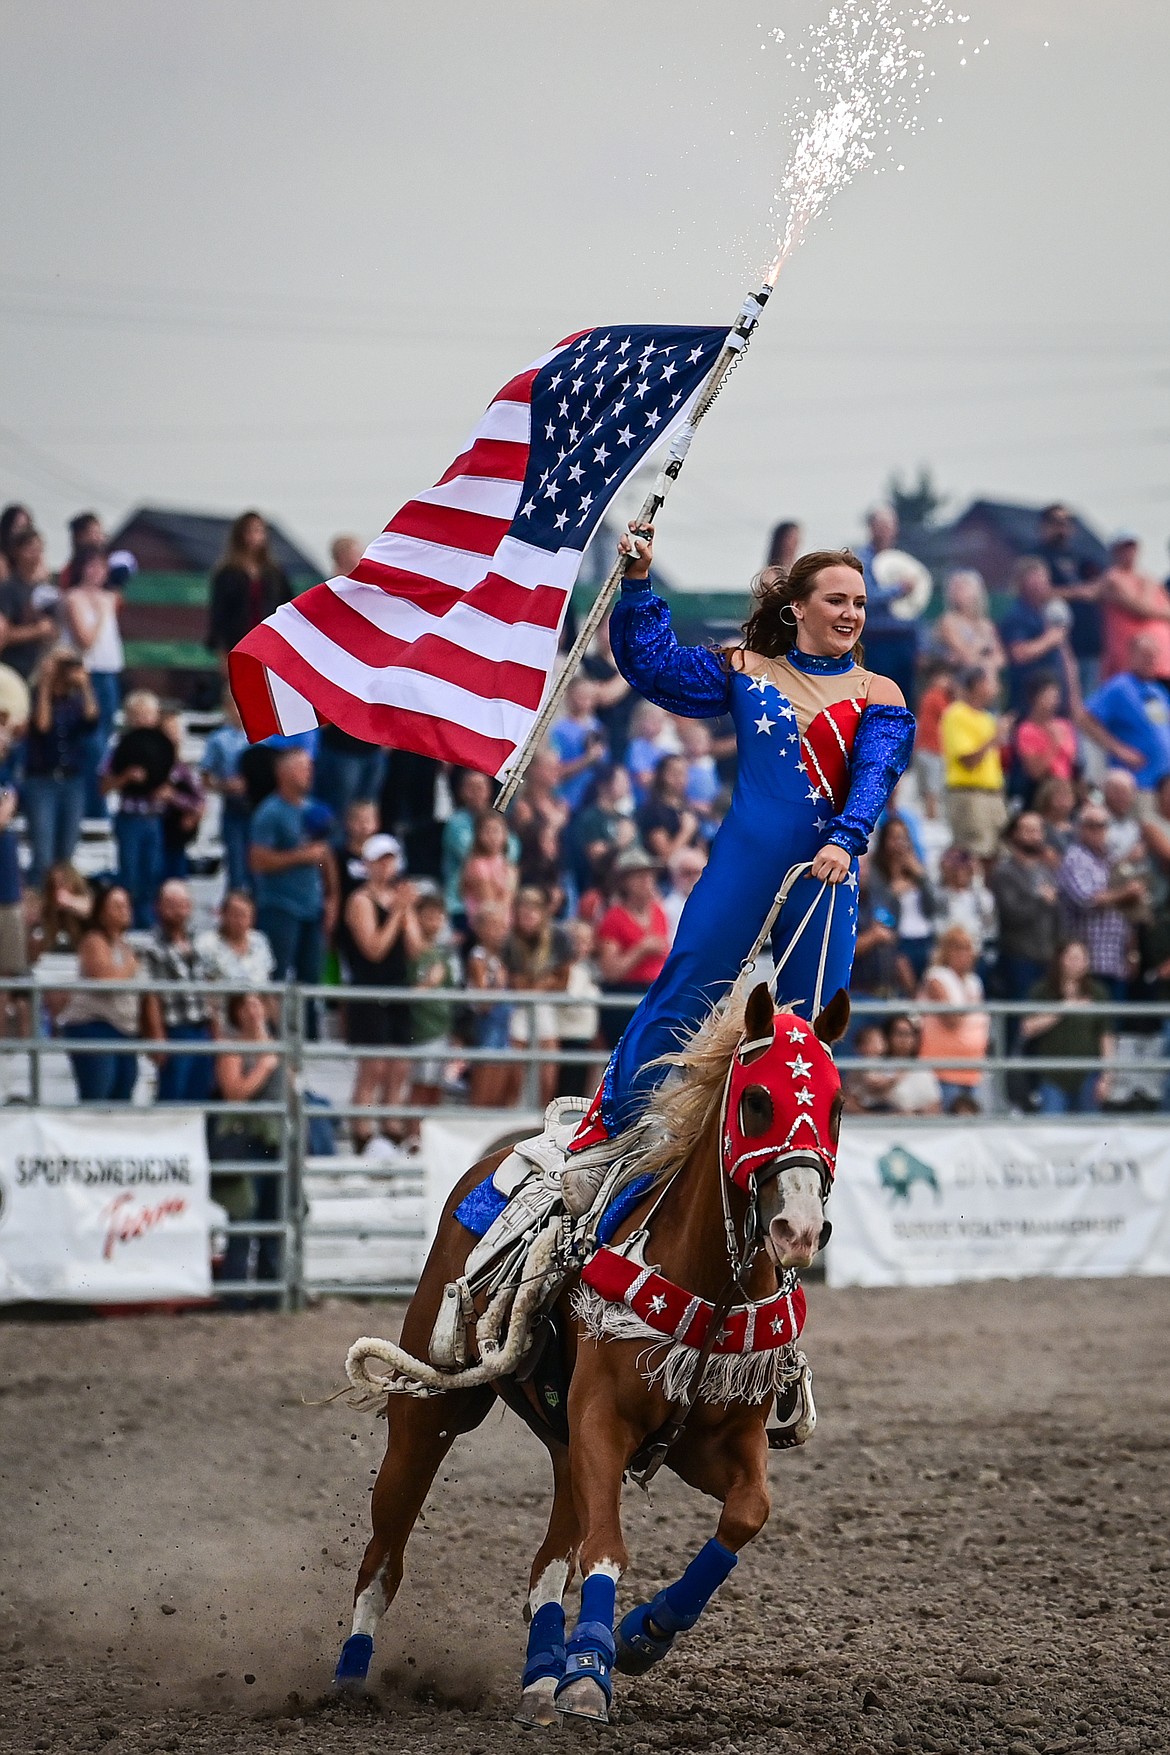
[609,580,731,718]
[608,525,731,719]
[822,699,917,858]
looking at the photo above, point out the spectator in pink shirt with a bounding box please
[1012,676,1078,804]
[1099,534,1170,684]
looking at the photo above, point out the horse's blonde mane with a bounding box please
[609,987,793,1186]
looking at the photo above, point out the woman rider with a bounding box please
[564,525,916,1206]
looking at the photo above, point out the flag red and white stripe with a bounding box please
[229,320,727,778]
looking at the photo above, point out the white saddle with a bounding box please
[428,1098,588,1370]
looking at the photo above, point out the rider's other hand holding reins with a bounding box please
[619,522,654,579]
[809,843,852,885]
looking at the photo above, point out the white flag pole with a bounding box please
[494,281,772,811]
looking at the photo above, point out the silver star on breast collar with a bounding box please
[648,1293,668,1315]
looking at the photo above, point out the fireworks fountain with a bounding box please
[765,0,975,284]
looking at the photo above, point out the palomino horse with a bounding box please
[333,980,847,1724]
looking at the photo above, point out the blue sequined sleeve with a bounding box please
[824,704,917,858]
[608,578,732,718]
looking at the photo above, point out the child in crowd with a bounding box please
[913,661,954,822]
[409,889,461,1107]
[159,710,205,881]
[200,693,252,894]
[465,901,513,1107]
[556,918,603,1099]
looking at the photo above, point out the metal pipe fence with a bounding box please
[2,975,1168,1307]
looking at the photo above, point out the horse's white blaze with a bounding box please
[528,1557,571,1614]
[763,1162,825,1268]
[351,1575,387,1638]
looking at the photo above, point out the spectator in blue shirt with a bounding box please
[1081,633,1170,792]
[1031,502,1103,695]
[248,749,338,1010]
[999,556,1074,715]
[200,693,252,894]
[549,677,608,811]
[857,505,919,705]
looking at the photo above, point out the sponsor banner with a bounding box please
[0,1110,214,1303]
[830,1122,1170,1288]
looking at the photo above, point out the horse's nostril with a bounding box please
[818,1221,833,1250]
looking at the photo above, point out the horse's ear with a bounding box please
[743,982,775,1048]
[813,988,851,1045]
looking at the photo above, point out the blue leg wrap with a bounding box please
[556,1573,617,1707]
[334,1632,374,1684]
[522,1601,567,1688]
[659,1537,737,1630]
[615,1539,738,1676]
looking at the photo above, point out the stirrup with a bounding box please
[767,1355,816,1450]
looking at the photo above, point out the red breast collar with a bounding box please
[581,1247,805,1355]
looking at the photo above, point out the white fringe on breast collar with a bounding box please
[571,1284,804,1406]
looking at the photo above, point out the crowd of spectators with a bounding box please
[4,497,1170,1136]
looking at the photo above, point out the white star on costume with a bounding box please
[786,1027,804,1042]
[777,702,796,719]
[795,1089,814,1107]
[787,1055,812,1079]
[806,785,823,803]
[845,870,859,889]
[755,714,774,736]
[786,734,799,747]
[814,815,828,830]
[749,675,770,695]
[648,1293,668,1315]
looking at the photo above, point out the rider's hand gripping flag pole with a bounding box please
[494,279,772,812]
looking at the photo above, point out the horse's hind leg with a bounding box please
[335,1384,493,1687]
[515,1440,579,1728]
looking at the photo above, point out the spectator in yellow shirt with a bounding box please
[941,667,1012,863]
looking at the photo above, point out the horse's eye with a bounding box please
[738,1086,773,1138]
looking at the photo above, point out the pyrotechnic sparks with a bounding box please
[764,1,973,284]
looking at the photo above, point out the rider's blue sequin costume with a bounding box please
[572,575,916,1146]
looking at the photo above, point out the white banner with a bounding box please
[0,1110,215,1303]
[829,1121,1170,1288]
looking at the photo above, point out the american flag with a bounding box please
[229,322,729,777]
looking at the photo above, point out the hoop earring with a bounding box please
[778,604,798,627]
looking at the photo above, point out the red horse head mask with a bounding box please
[721,983,849,1195]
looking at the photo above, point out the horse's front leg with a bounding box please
[616,1415,770,1675]
[515,1440,579,1728]
[555,1389,641,1724]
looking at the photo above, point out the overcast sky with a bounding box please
[2,0,1167,587]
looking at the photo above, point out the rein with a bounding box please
[626,863,839,1487]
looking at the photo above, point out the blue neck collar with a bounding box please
[785,646,855,677]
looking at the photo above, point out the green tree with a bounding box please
[888,467,947,532]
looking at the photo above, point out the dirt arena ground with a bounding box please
[2,1277,1168,1755]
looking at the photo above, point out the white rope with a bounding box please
[343,1220,560,1407]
